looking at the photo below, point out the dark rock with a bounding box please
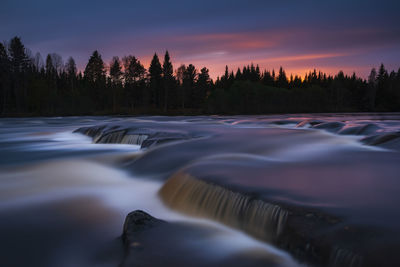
[271,120,300,125]
[360,132,400,151]
[120,210,290,267]
[312,122,345,133]
[338,123,380,136]
[296,120,324,128]
[122,210,165,245]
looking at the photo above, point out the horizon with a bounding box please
[2,0,400,79]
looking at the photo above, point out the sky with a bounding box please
[1,0,400,79]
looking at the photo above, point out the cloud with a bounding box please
[2,0,399,79]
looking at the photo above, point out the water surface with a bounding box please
[1,114,400,267]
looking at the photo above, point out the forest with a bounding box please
[0,36,399,116]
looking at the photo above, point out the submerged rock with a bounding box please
[338,123,380,136]
[361,132,400,150]
[312,122,345,133]
[271,120,300,126]
[296,120,324,128]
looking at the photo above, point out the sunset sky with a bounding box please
[2,0,400,79]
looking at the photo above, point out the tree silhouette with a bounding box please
[84,50,106,110]
[33,52,44,72]
[65,57,77,78]
[0,36,399,116]
[109,56,123,112]
[0,43,10,114]
[176,64,186,109]
[195,67,211,108]
[162,51,174,111]
[109,56,122,85]
[123,55,147,110]
[376,64,389,109]
[149,53,162,108]
[183,64,197,108]
[84,50,105,83]
[45,54,56,76]
[277,67,288,88]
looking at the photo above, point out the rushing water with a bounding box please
[1,114,400,267]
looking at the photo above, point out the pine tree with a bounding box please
[109,56,123,112]
[109,56,122,85]
[8,37,29,73]
[235,68,242,80]
[8,37,30,112]
[64,57,77,95]
[65,57,77,78]
[0,43,10,114]
[255,65,261,81]
[149,53,162,107]
[162,51,174,111]
[183,64,197,108]
[45,54,56,76]
[84,50,106,110]
[84,50,105,83]
[376,64,388,109]
[277,67,288,88]
[195,67,211,107]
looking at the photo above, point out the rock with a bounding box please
[312,122,345,133]
[271,120,300,125]
[361,132,400,150]
[122,210,165,245]
[120,210,291,267]
[296,120,324,128]
[338,123,380,136]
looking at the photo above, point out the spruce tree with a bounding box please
[84,50,105,83]
[0,43,10,113]
[65,57,77,78]
[183,64,197,108]
[109,56,123,112]
[162,51,174,111]
[8,37,30,112]
[8,37,29,73]
[195,67,211,107]
[277,67,288,88]
[45,54,56,76]
[149,53,162,107]
[84,50,106,110]
[109,56,122,85]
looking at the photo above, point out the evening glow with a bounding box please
[2,0,399,78]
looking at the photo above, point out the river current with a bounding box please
[1,114,399,267]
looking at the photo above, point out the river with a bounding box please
[1,114,399,267]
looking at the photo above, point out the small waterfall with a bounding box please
[158,172,288,242]
[121,134,148,145]
[95,130,149,146]
[78,125,106,142]
[159,173,367,267]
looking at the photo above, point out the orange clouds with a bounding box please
[265,53,348,62]
[176,32,283,51]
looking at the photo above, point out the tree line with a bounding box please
[0,36,399,116]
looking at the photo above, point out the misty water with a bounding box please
[1,114,400,267]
